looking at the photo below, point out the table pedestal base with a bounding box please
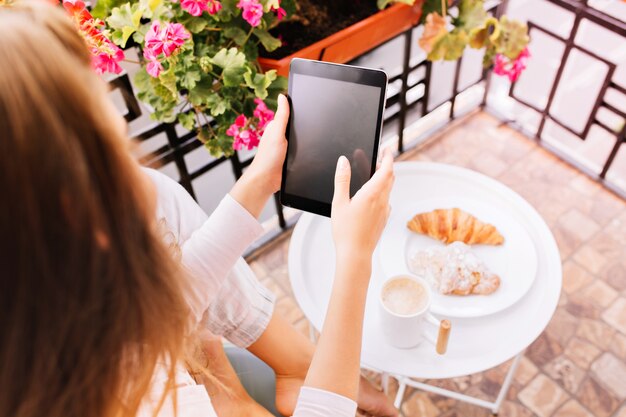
[382,352,524,416]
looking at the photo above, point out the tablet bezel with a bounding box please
[280,58,388,217]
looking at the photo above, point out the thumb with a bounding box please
[332,155,351,207]
[273,93,290,132]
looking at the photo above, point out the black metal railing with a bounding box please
[500,0,626,198]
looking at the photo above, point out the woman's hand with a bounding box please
[331,150,394,265]
[230,94,289,218]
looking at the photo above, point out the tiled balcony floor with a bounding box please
[245,111,626,417]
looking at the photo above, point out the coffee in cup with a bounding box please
[381,277,429,316]
[379,275,451,353]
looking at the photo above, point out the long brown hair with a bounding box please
[0,3,192,417]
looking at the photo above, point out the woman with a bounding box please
[0,3,394,417]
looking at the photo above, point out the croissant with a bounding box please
[407,208,505,245]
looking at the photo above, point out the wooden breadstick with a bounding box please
[436,320,451,355]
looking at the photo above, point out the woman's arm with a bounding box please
[300,152,394,401]
[172,95,289,324]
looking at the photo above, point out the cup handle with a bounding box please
[426,314,451,355]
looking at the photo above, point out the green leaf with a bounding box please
[188,78,214,106]
[493,16,529,59]
[180,70,202,90]
[262,0,280,12]
[468,16,499,49]
[107,3,143,47]
[223,67,248,87]
[224,26,249,46]
[206,93,229,116]
[210,47,247,70]
[454,0,487,31]
[205,129,235,158]
[428,30,469,61]
[178,112,196,131]
[91,0,126,19]
[377,0,415,10]
[419,0,446,25]
[253,29,282,52]
[244,69,277,99]
[199,57,214,73]
[185,17,209,33]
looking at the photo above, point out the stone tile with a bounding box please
[575,318,616,350]
[572,245,609,275]
[400,392,440,417]
[569,174,603,197]
[584,191,626,227]
[602,298,626,334]
[543,355,586,394]
[468,151,509,178]
[552,222,585,260]
[527,332,564,367]
[580,280,619,308]
[553,399,594,417]
[557,209,601,243]
[497,400,536,417]
[600,258,626,292]
[451,373,483,392]
[577,376,620,417]
[590,353,626,398]
[545,309,579,346]
[609,332,626,361]
[518,374,569,417]
[565,294,602,319]
[587,233,625,262]
[565,337,602,370]
[562,261,595,295]
[515,355,540,385]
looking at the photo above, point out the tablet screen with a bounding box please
[284,72,384,206]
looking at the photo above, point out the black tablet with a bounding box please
[280,58,388,217]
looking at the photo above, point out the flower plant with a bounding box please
[68,0,295,157]
[381,0,531,81]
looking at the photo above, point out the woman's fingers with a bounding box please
[332,155,352,208]
[262,94,290,142]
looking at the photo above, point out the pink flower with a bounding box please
[272,1,286,20]
[62,0,125,75]
[144,21,190,59]
[180,0,207,16]
[233,129,260,150]
[253,98,274,132]
[493,47,531,83]
[207,0,222,14]
[226,114,247,137]
[146,60,164,77]
[226,114,261,150]
[92,48,124,75]
[143,21,190,77]
[237,0,264,27]
[144,21,165,56]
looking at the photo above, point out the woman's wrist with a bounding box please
[230,171,274,219]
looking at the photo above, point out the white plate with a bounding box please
[379,196,538,318]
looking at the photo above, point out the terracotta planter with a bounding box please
[258,2,423,76]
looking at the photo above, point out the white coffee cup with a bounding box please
[379,275,451,353]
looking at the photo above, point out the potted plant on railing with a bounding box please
[417,0,530,81]
[257,0,423,76]
[63,0,296,157]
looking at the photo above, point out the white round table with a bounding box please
[288,162,562,414]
